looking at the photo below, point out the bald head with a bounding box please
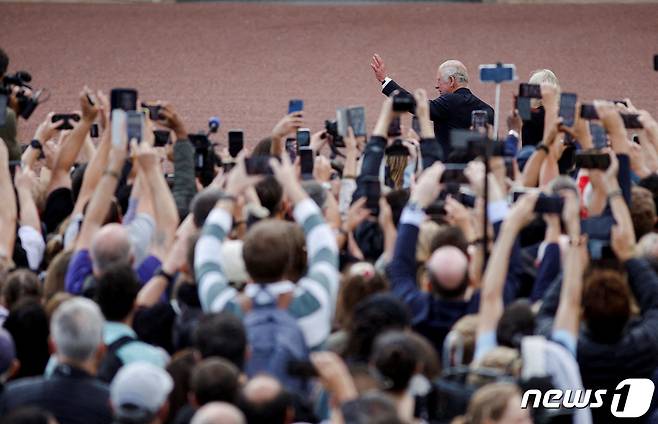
[191,402,245,424]
[436,60,469,95]
[240,376,291,424]
[90,224,133,276]
[426,246,469,297]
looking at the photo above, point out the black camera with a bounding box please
[1,71,42,120]
[392,91,416,113]
[324,119,345,148]
[188,133,219,187]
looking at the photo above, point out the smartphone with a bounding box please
[299,147,314,176]
[387,117,402,137]
[440,163,468,184]
[575,152,610,170]
[141,103,162,121]
[245,155,274,175]
[411,116,420,134]
[288,99,304,114]
[348,106,366,137]
[90,123,99,138]
[153,130,170,147]
[110,88,138,112]
[0,94,8,127]
[654,54,658,71]
[285,137,297,162]
[558,93,578,127]
[336,108,349,137]
[392,92,416,113]
[621,113,643,129]
[111,109,126,147]
[534,194,564,214]
[228,130,244,158]
[52,113,81,131]
[296,128,311,148]
[287,360,318,378]
[580,104,599,120]
[518,83,542,99]
[362,176,381,214]
[471,110,488,134]
[516,96,532,121]
[590,123,607,149]
[126,111,144,143]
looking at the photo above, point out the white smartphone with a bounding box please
[111,109,126,147]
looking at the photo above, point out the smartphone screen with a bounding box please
[590,123,607,149]
[288,99,303,114]
[411,116,420,135]
[110,88,138,112]
[126,111,144,143]
[471,110,488,134]
[363,176,381,213]
[111,109,126,147]
[299,147,314,175]
[0,95,7,127]
[348,106,366,137]
[519,83,542,99]
[141,103,161,121]
[285,137,297,162]
[516,96,532,121]
[580,104,599,120]
[297,128,311,148]
[90,123,99,138]
[387,117,401,137]
[52,113,81,131]
[228,130,244,158]
[534,194,564,214]
[558,93,577,127]
[621,113,643,129]
[153,130,170,147]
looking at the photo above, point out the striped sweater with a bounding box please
[195,198,339,349]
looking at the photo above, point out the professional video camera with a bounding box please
[188,116,221,187]
[0,70,44,120]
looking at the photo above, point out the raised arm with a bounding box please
[74,115,127,251]
[0,139,17,259]
[415,89,442,168]
[387,163,444,323]
[73,90,111,215]
[476,191,538,338]
[47,88,99,195]
[552,191,585,343]
[195,155,260,312]
[270,112,304,158]
[133,133,180,261]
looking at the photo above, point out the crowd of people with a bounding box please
[0,44,658,424]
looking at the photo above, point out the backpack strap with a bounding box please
[108,335,137,352]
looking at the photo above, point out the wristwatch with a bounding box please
[30,139,43,150]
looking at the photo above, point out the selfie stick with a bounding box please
[479,63,517,267]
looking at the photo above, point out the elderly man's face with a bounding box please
[435,67,453,95]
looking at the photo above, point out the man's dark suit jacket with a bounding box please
[0,364,113,424]
[382,80,494,158]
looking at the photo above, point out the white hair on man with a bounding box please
[439,60,469,84]
[191,402,246,424]
[529,69,560,89]
[51,297,105,363]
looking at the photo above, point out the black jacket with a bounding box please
[382,81,494,158]
[0,364,113,424]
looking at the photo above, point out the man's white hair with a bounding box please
[440,61,469,84]
[529,69,560,89]
[51,297,105,362]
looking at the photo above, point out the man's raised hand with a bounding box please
[370,53,388,83]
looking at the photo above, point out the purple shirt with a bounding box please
[64,249,161,295]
